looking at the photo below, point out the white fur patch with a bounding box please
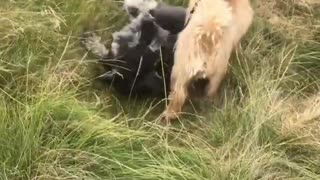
[124,0,158,15]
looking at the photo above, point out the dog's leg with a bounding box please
[205,73,225,100]
[80,32,110,58]
[162,78,189,122]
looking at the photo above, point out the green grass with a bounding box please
[0,0,320,179]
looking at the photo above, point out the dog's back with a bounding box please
[171,0,233,85]
[228,0,254,46]
[172,0,253,84]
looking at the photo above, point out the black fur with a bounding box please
[149,3,186,35]
[81,4,186,98]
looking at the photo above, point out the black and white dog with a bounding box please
[81,0,186,97]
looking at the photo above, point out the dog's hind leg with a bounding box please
[205,72,226,100]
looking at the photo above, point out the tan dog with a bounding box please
[162,0,254,122]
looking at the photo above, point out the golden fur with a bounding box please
[162,0,254,121]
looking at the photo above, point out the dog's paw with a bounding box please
[160,110,178,125]
[80,32,98,48]
[80,32,109,58]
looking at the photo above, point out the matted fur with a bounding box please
[162,0,254,121]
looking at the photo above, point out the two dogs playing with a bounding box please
[81,0,254,123]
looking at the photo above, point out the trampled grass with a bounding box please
[0,0,319,179]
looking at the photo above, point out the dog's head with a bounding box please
[123,0,158,19]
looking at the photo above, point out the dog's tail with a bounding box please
[188,0,233,52]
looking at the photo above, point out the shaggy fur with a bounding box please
[81,2,186,97]
[123,0,186,50]
[162,0,254,121]
[124,0,158,19]
[81,19,172,97]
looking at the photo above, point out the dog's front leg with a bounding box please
[162,80,188,123]
[80,32,110,58]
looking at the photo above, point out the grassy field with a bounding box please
[0,0,320,179]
